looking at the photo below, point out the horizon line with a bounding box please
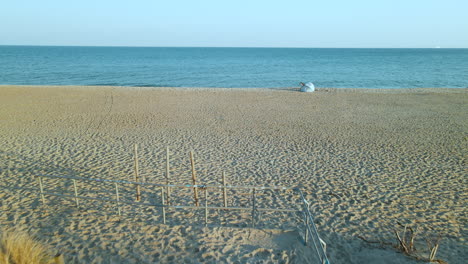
[0,44,466,49]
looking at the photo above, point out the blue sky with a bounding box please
[1,0,467,48]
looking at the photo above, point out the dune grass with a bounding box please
[0,227,53,264]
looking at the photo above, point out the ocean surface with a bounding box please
[0,46,467,88]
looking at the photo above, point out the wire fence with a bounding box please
[35,173,329,264]
[27,145,329,263]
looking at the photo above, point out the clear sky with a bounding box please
[1,0,467,48]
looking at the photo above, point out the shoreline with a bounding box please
[2,84,468,93]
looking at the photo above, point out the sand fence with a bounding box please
[34,145,329,263]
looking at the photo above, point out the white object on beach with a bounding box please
[300,82,315,92]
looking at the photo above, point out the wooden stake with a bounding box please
[305,213,310,245]
[38,177,45,205]
[161,187,166,224]
[190,151,199,207]
[72,179,79,207]
[430,244,439,261]
[205,188,208,226]
[166,146,171,199]
[252,188,256,227]
[222,171,227,207]
[115,183,121,217]
[133,144,141,201]
[134,144,146,183]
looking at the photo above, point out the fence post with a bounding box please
[222,171,227,207]
[166,146,171,201]
[252,188,256,227]
[161,187,166,224]
[72,179,79,207]
[134,144,141,201]
[190,151,199,207]
[114,183,121,217]
[304,210,309,245]
[38,176,45,205]
[205,188,208,227]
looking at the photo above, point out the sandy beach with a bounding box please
[0,85,466,263]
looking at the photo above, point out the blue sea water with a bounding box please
[0,46,467,88]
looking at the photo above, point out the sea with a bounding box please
[0,46,467,89]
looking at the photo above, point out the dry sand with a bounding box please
[0,85,466,263]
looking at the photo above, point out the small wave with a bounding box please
[90,83,120,86]
[133,84,177,87]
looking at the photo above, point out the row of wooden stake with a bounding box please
[35,172,326,261]
[132,144,228,208]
